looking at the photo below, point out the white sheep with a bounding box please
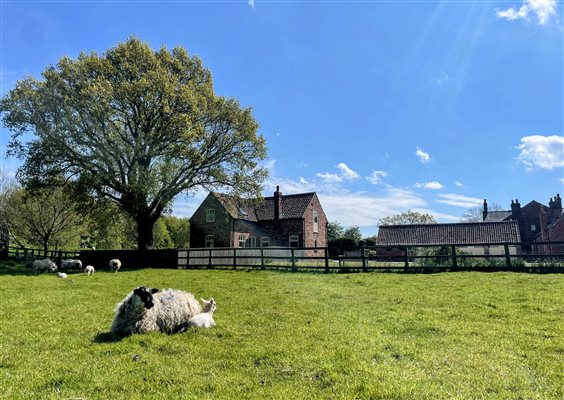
[110,286,202,335]
[32,258,57,274]
[57,272,68,279]
[61,259,82,270]
[109,259,121,273]
[84,265,95,276]
[187,298,216,329]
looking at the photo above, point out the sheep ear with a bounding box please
[151,288,159,294]
[210,298,215,304]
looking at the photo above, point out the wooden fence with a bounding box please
[5,241,564,273]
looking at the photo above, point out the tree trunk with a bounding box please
[136,215,156,250]
[43,240,49,258]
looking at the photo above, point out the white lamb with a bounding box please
[57,272,68,279]
[187,298,216,329]
[32,258,57,274]
[84,265,95,276]
[61,259,82,270]
[110,286,202,336]
[109,259,121,273]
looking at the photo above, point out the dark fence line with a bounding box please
[6,241,564,273]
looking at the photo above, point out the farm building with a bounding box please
[376,221,522,256]
[190,186,328,254]
[483,193,563,251]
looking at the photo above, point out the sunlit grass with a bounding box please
[0,263,562,399]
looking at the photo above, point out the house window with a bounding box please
[531,224,537,231]
[261,237,269,247]
[206,209,215,223]
[289,235,299,248]
[238,235,246,248]
[247,236,257,248]
[313,211,319,233]
[205,235,214,248]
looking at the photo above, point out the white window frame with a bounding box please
[313,211,319,233]
[206,208,215,223]
[289,235,299,248]
[531,224,537,231]
[247,236,257,248]
[238,235,246,248]
[261,237,269,247]
[205,235,214,248]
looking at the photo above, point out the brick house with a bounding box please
[189,186,328,254]
[533,209,564,254]
[376,221,522,256]
[483,193,563,251]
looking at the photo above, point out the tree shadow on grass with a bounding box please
[93,331,124,343]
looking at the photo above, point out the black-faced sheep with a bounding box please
[109,259,121,272]
[32,259,57,274]
[187,298,216,329]
[84,265,95,276]
[110,287,202,335]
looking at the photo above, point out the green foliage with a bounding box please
[152,218,174,249]
[343,225,362,245]
[378,210,437,226]
[82,202,137,250]
[1,37,268,249]
[5,187,85,252]
[162,215,190,248]
[327,221,344,242]
[0,265,562,399]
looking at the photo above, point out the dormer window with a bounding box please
[206,208,215,223]
[531,224,536,231]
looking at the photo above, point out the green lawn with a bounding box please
[0,261,562,399]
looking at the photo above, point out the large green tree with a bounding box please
[1,37,267,249]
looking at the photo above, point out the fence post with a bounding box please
[186,249,190,269]
[208,248,212,269]
[291,248,296,272]
[57,250,63,267]
[403,246,409,271]
[361,247,367,272]
[450,245,457,271]
[504,244,512,268]
[260,248,265,270]
[324,247,329,273]
[233,248,237,270]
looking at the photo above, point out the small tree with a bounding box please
[461,203,504,222]
[343,226,362,246]
[6,188,84,255]
[327,221,345,242]
[378,210,437,226]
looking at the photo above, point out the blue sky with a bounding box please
[1,0,563,236]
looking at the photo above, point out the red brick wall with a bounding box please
[302,193,328,250]
[189,194,234,248]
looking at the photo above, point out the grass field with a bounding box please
[0,261,562,399]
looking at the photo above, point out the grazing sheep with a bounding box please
[57,272,68,279]
[187,298,216,329]
[61,259,82,271]
[84,265,95,276]
[32,258,57,274]
[109,259,121,273]
[110,287,202,335]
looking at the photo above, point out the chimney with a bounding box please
[482,199,488,221]
[511,199,521,220]
[553,194,562,210]
[274,185,282,220]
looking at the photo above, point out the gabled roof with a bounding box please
[255,193,316,220]
[212,192,316,221]
[376,221,521,246]
[484,210,512,222]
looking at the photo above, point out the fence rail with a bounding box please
[5,241,564,273]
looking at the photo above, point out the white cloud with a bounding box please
[414,181,444,190]
[517,135,564,170]
[436,193,483,208]
[496,0,558,25]
[436,72,450,85]
[366,170,388,185]
[415,147,430,163]
[336,162,360,180]
[248,0,255,9]
[316,172,343,183]
[455,181,463,187]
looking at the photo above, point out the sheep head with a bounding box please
[133,287,159,309]
[201,298,216,313]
